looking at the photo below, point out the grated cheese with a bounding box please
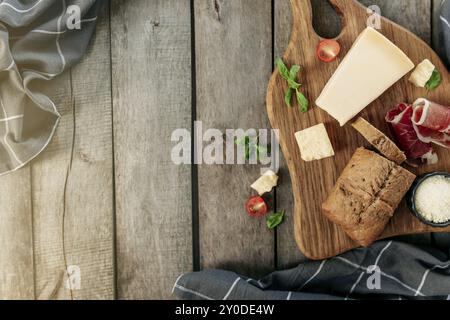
[415,175,450,223]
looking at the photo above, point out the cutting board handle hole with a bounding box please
[311,0,342,39]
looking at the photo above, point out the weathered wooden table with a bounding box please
[0,0,446,300]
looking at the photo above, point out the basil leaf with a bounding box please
[275,58,290,81]
[266,210,285,229]
[256,145,269,162]
[296,90,309,113]
[289,65,301,79]
[425,69,442,91]
[284,88,293,107]
[235,136,249,146]
[245,148,250,161]
[287,78,301,90]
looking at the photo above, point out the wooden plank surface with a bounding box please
[195,0,274,278]
[0,0,446,300]
[267,0,449,260]
[274,0,304,269]
[32,5,114,300]
[111,0,193,299]
[359,0,431,42]
[0,170,34,299]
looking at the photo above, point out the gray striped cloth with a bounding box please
[0,0,101,175]
[174,241,450,300]
[173,2,450,300]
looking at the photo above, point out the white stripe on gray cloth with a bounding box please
[287,291,292,300]
[172,272,215,300]
[5,60,15,71]
[299,260,327,291]
[374,241,392,267]
[0,98,23,165]
[0,0,43,13]
[223,277,241,300]
[336,256,425,296]
[345,272,365,300]
[441,15,450,30]
[22,68,59,80]
[56,0,67,73]
[31,17,98,35]
[0,115,23,122]
[415,263,450,296]
[32,29,66,35]
[174,284,214,300]
[172,274,184,294]
[345,241,392,300]
[81,17,98,23]
[245,278,264,289]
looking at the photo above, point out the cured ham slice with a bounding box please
[412,99,450,148]
[386,103,438,165]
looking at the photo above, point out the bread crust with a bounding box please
[322,148,416,247]
[352,117,407,164]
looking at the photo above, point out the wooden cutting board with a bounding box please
[267,0,450,260]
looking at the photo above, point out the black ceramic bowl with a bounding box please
[406,172,450,228]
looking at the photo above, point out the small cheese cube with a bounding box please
[251,170,278,195]
[295,124,335,162]
[408,59,435,88]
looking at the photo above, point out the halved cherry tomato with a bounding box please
[317,39,341,63]
[245,196,268,218]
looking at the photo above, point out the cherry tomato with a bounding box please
[317,39,341,63]
[245,196,268,218]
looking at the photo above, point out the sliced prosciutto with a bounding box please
[412,98,450,148]
[386,103,438,166]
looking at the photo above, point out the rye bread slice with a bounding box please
[322,148,416,247]
[352,117,406,164]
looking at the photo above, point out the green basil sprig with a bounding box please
[425,69,442,91]
[235,136,270,161]
[275,58,309,113]
[266,210,285,229]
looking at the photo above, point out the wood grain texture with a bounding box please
[0,170,34,299]
[195,0,274,277]
[274,0,305,269]
[359,0,431,42]
[111,0,193,299]
[32,6,114,299]
[267,0,450,260]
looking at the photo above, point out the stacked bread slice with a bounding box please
[322,118,416,247]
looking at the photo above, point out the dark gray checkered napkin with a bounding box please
[174,241,450,300]
[0,0,101,175]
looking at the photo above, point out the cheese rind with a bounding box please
[409,59,435,88]
[295,123,335,162]
[316,27,415,127]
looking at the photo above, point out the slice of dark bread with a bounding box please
[322,148,416,247]
[352,117,406,164]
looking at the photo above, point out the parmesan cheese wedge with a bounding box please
[295,123,335,162]
[316,27,414,126]
[251,170,278,196]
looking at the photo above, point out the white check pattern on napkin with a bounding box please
[174,241,450,300]
[0,0,101,175]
